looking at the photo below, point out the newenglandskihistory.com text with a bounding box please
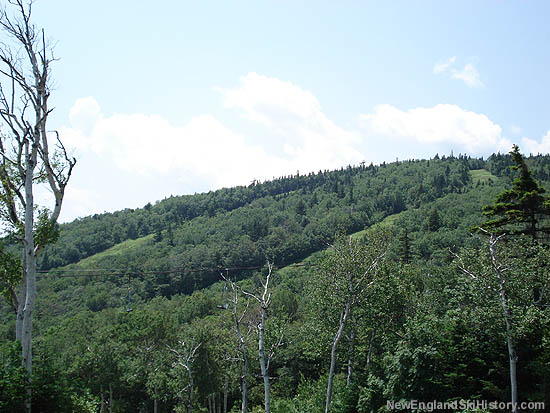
[387,399,545,411]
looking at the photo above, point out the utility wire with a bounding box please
[35,262,314,278]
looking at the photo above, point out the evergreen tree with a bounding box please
[480,145,549,239]
[427,208,441,232]
[398,228,411,263]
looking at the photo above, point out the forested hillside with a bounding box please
[1,153,550,412]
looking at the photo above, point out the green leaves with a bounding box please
[0,246,22,309]
[34,209,60,249]
[0,341,26,412]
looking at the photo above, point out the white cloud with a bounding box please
[216,72,364,171]
[218,72,322,128]
[433,56,456,74]
[62,101,281,187]
[62,186,102,219]
[521,130,550,155]
[60,76,365,199]
[69,96,101,134]
[359,103,511,154]
[451,63,484,88]
[433,57,484,88]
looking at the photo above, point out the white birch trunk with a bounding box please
[258,305,271,413]
[489,234,518,413]
[237,327,248,413]
[365,330,375,374]
[187,359,194,413]
[15,280,25,342]
[325,302,350,413]
[501,286,518,412]
[346,317,356,386]
[22,142,37,413]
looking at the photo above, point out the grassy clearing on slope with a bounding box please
[350,211,405,240]
[74,234,155,268]
[470,169,498,184]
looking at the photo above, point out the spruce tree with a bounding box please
[480,145,549,239]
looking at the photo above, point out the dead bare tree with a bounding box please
[0,1,75,401]
[168,339,201,413]
[242,262,284,413]
[222,272,252,413]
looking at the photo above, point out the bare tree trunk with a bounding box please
[238,332,248,413]
[489,235,518,413]
[187,362,194,413]
[501,288,518,413]
[154,396,158,413]
[320,233,390,413]
[241,262,277,413]
[22,142,37,413]
[168,340,200,413]
[455,232,520,413]
[346,317,356,386]
[0,4,76,412]
[325,302,350,413]
[224,264,280,413]
[365,330,375,374]
[225,274,250,413]
[232,305,248,413]
[258,305,270,413]
[15,279,25,342]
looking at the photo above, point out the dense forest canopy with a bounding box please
[1,151,550,412]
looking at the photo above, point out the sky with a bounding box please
[13,0,550,222]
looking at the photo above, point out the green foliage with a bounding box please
[2,153,550,411]
[0,341,94,413]
[480,145,550,238]
[34,208,60,248]
[0,244,22,309]
[470,168,498,185]
[0,342,26,412]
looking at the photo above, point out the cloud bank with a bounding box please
[359,103,511,154]
[63,73,364,190]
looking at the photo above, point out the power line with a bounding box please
[35,262,315,278]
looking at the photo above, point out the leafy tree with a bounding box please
[315,229,391,413]
[454,233,550,413]
[480,145,549,239]
[0,341,26,411]
[0,341,94,413]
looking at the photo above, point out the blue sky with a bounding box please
[21,1,550,221]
